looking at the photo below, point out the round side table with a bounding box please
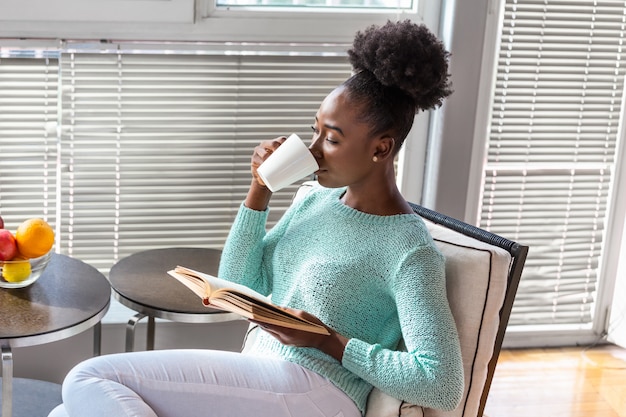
[109,247,240,352]
[0,253,111,417]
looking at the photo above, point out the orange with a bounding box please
[2,258,31,282]
[15,218,55,259]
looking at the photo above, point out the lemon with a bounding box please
[15,218,55,259]
[2,259,32,282]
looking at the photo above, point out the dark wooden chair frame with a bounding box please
[408,202,529,417]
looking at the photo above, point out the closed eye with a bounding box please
[310,125,338,144]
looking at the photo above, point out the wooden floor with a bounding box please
[483,344,626,417]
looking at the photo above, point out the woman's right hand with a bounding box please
[245,136,288,211]
[251,136,288,188]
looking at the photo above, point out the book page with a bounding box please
[172,266,269,302]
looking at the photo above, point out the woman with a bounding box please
[49,20,463,417]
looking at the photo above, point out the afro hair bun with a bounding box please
[348,20,452,111]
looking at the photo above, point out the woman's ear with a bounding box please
[373,136,395,161]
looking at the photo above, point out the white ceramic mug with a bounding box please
[256,133,319,192]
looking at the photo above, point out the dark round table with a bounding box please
[108,247,240,352]
[0,253,111,417]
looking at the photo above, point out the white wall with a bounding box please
[608,144,626,348]
[423,0,490,221]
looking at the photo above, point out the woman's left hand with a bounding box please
[250,307,349,362]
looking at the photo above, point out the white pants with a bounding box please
[47,349,361,417]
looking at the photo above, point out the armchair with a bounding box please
[243,182,528,417]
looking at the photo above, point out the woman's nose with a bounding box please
[308,137,322,159]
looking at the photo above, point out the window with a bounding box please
[0,42,352,321]
[216,0,414,9]
[473,0,626,339]
[200,0,425,45]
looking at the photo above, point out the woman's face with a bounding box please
[309,86,380,189]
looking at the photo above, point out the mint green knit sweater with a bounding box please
[218,186,464,414]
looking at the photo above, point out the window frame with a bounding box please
[465,0,626,348]
[0,0,196,23]
[0,0,436,45]
[199,0,432,44]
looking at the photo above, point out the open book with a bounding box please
[166,266,330,335]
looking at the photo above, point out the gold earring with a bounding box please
[372,156,379,162]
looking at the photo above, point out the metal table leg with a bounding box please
[125,313,156,352]
[1,346,12,417]
[93,321,102,357]
[146,316,155,351]
[125,313,146,352]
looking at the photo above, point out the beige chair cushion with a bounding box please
[365,219,511,417]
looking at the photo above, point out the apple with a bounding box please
[0,229,18,261]
[0,215,3,229]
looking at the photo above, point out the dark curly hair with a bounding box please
[343,20,452,153]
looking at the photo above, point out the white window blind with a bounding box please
[0,56,58,230]
[1,46,352,277]
[479,0,626,326]
[59,49,351,271]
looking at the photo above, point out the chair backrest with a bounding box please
[243,182,528,417]
[405,203,527,417]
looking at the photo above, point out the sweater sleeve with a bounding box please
[217,201,298,296]
[341,244,465,411]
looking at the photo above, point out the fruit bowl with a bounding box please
[0,251,52,289]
